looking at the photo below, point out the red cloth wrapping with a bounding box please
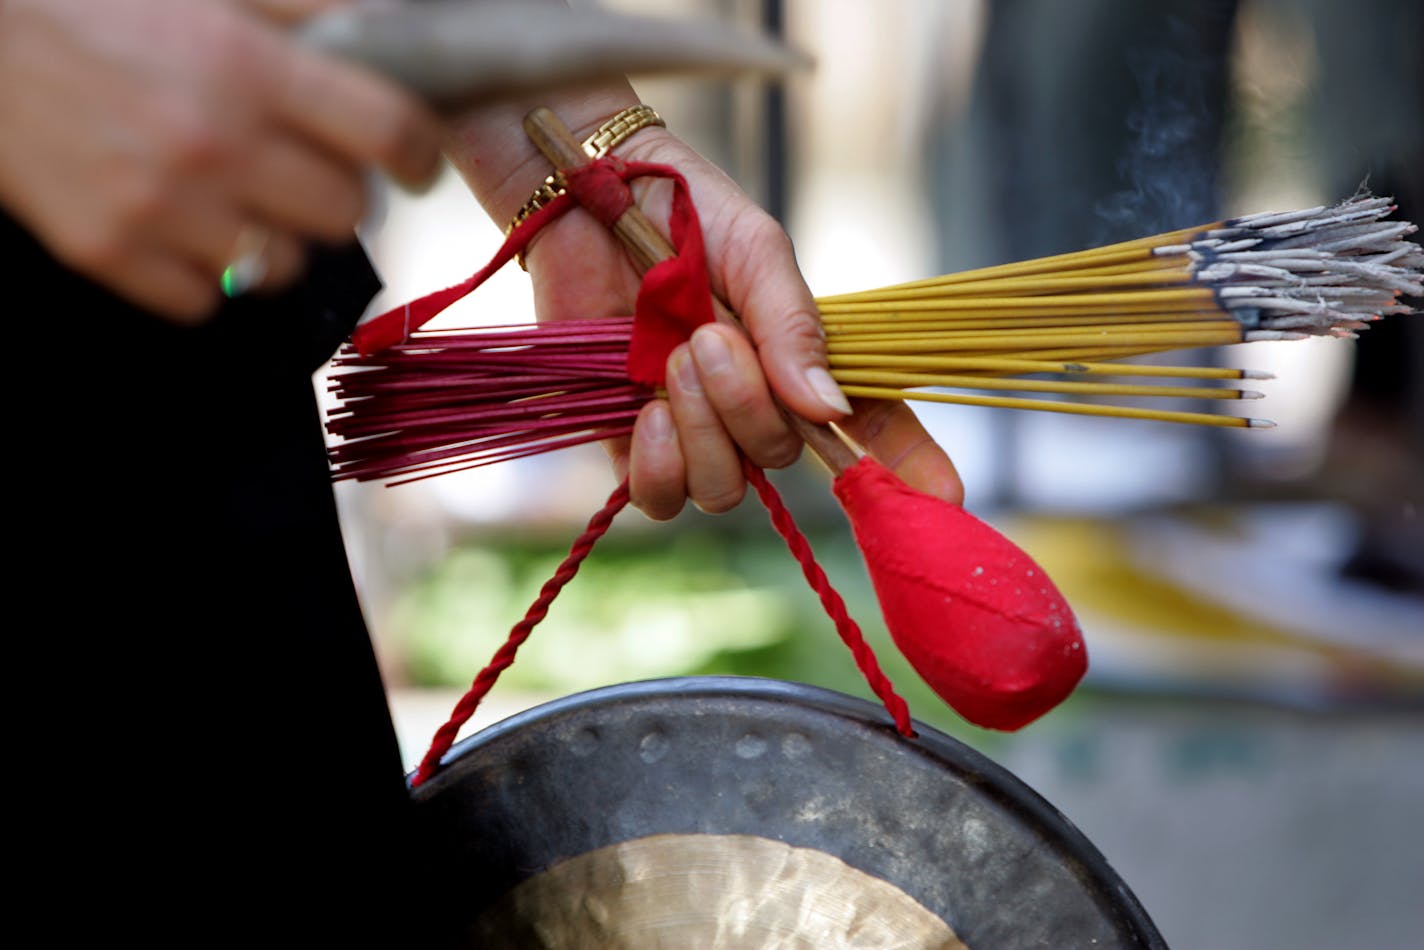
[348,157,711,377]
[833,456,1088,730]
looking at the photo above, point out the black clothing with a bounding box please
[6,211,422,942]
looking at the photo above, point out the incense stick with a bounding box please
[810,194,1419,427]
[832,369,1258,401]
[838,385,1272,429]
[325,190,1419,484]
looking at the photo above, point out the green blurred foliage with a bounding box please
[386,497,1088,754]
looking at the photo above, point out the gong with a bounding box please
[411,676,1164,948]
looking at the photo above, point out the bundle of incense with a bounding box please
[820,193,1421,426]
[326,194,1421,483]
[326,317,643,482]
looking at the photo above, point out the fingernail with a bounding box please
[691,327,732,374]
[806,365,852,415]
[642,402,673,442]
[672,348,702,394]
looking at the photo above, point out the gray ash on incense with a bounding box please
[1154,194,1424,339]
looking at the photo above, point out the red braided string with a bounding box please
[398,147,915,784]
[410,478,632,787]
[349,156,707,360]
[742,459,916,737]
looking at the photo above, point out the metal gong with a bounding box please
[411,676,1165,948]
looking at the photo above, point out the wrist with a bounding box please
[444,89,646,223]
[502,104,669,256]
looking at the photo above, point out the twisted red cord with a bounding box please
[410,478,632,787]
[398,149,912,781]
[742,460,916,737]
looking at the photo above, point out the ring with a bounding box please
[220,225,271,298]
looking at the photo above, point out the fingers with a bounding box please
[269,40,445,191]
[518,130,957,518]
[687,324,802,470]
[0,0,442,324]
[712,210,852,424]
[631,370,965,518]
[241,137,368,241]
[665,343,745,514]
[133,225,307,323]
[106,249,223,326]
[240,227,309,298]
[636,357,964,517]
[625,401,686,522]
[839,398,966,505]
[632,326,798,519]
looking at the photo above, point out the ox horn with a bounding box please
[297,0,812,110]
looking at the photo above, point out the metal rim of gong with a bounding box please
[412,675,1166,948]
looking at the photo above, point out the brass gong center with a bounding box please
[471,832,967,948]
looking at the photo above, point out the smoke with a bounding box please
[1093,15,1227,243]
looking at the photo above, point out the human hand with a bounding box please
[521,123,964,520]
[0,0,443,324]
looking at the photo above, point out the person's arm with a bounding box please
[442,84,963,518]
[0,0,443,323]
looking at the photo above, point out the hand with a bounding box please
[0,0,443,324]
[522,125,964,519]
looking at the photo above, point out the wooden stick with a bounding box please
[521,106,860,476]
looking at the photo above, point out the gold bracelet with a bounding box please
[504,104,666,267]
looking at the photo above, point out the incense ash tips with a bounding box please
[1168,194,1423,336]
[818,191,1420,429]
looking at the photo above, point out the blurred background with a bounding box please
[331,1,1423,947]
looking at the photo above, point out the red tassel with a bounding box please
[833,457,1087,730]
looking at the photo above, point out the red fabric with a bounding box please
[564,159,634,228]
[621,162,715,385]
[350,197,572,355]
[833,457,1087,730]
[347,157,712,377]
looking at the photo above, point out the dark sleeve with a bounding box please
[5,213,423,942]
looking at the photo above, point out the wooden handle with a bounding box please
[521,106,859,476]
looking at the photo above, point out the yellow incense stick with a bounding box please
[840,384,1268,428]
[811,195,1420,428]
[828,353,1258,380]
[832,369,1254,401]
